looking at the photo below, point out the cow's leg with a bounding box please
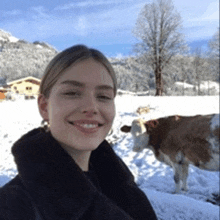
[173,162,189,193]
[173,163,182,193]
[181,163,189,192]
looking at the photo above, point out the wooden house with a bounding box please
[0,91,6,100]
[0,87,10,101]
[5,76,41,99]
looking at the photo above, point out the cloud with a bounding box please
[54,0,142,11]
[54,0,114,10]
[1,9,22,17]
[0,0,146,44]
[1,0,217,50]
[174,0,219,42]
[186,1,219,22]
[201,2,219,21]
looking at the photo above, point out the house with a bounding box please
[4,76,41,99]
[0,87,10,101]
[0,91,6,100]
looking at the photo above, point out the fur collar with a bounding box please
[12,128,133,218]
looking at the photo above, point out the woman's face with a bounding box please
[38,58,115,154]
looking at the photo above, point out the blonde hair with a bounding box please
[40,44,117,98]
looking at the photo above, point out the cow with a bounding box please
[121,114,220,193]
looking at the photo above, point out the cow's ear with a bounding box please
[121,125,131,133]
[145,120,159,130]
[152,120,159,127]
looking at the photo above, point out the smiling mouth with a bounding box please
[67,121,103,134]
[68,121,103,128]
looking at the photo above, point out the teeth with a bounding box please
[68,121,101,128]
[80,124,98,128]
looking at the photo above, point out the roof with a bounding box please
[7,76,41,85]
[0,86,10,92]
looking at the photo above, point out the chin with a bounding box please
[74,140,104,151]
[51,129,107,152]
[61,138,103,152]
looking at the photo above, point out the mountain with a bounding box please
[0,29,219,95]
[0,29,57,82]
[0,29,19,43]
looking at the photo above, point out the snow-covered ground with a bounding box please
[174,81,219,91]
[0,95,219,220]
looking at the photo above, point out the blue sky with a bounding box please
[0,0,219,57]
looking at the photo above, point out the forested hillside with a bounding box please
[0,29,219,96]
[0,30,57,82]
[110,55,219,95]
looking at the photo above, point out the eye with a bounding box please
[62,91,81,97]
[97,94,113,101]
[99,95,111,99]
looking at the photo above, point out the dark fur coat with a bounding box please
[0,128,157,220]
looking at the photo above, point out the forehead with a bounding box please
[57,58,114,87]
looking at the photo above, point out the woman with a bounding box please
[0,45,157,219]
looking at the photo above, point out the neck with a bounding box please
[71,151,91,172]
[60,144,91,171]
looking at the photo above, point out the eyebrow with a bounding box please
[60,80,84,87]
[60,80,114,91]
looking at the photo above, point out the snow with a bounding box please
[200,81,220,91]
[0,95,219,219]
[0,29,19,43]
[35,44,43,49]
[174,82,194,89]
[8,36,19,43]
[174,81,220,93]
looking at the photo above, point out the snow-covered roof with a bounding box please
[174,81,220,90]
[7,76,41,85]
[174,82,194,88]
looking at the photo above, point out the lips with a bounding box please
[67,119,103,134]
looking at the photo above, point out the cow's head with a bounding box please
[144,119,159,133]
[121,118,155,152]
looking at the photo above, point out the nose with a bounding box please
[81,95,98,116]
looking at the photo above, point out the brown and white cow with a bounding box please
[121,114,220,193]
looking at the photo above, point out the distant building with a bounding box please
[0,91,6,100]
[2,76,41,99]
[0,87,9,101]
[0,77,9,100]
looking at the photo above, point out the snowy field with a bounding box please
[0,95,219,220]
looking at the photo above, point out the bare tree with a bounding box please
[209,28,220,59]
[208,29,219,82]
[178,56,188,96]
[133,0,187,95]
[192,47,209,95]
[192,48,202,95]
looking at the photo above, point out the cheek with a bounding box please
[47,99,67,122]
[105,103,116,123]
